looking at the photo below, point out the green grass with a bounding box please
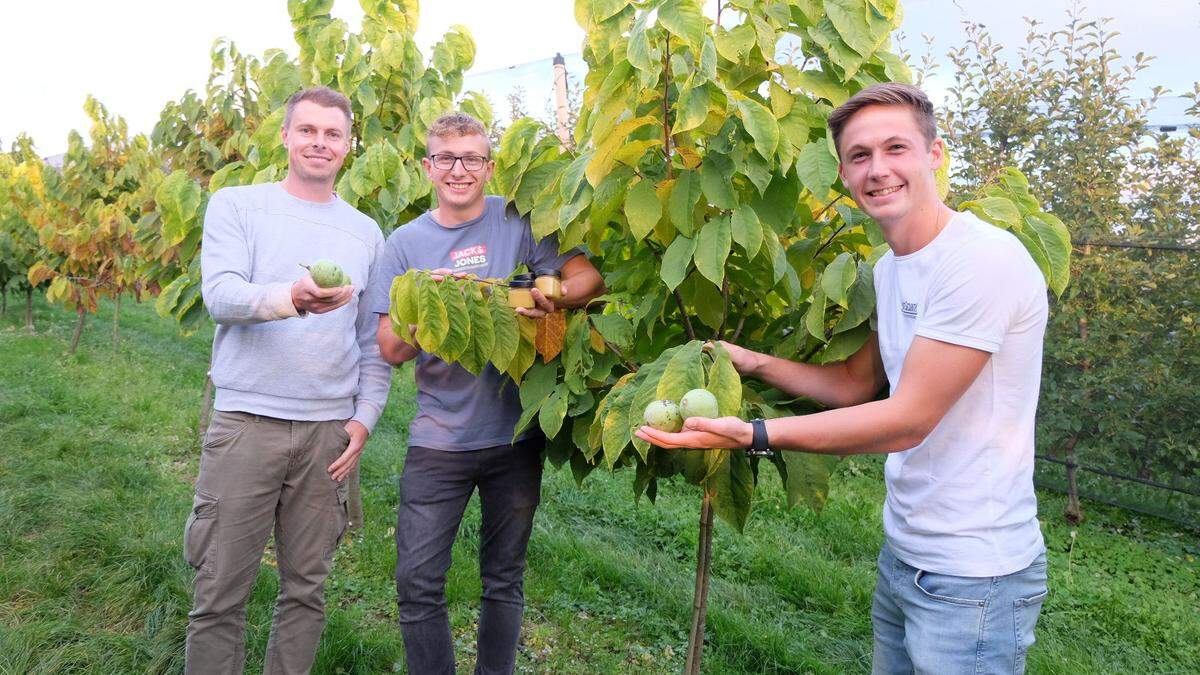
[0,297,1197,673]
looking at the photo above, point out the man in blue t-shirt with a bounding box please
[365,112,603,674]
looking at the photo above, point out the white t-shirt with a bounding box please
[874,211,1048,577]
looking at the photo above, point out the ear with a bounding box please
[421,156,434,179]
[928,137,945,171]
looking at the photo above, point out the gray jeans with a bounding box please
[395,439,544,675]
[183,411,350,675]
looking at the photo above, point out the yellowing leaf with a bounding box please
[624,179,661,241]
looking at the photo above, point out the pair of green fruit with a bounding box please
[302,260,351,288]
[643,389,720,433]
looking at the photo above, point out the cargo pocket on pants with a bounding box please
[329,479,350,558]
[184,490,219,576]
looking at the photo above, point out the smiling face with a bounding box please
[280,100,350,186]
[422,133,494,223]
[837,104,944,230]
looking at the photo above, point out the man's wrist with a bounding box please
[742,420,756,448]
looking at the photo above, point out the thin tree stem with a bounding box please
[673,290,697,341]
[684,492,715,675]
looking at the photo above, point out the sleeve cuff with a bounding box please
[351,403,383,434]
[267,282,302,320]
[915,327,1001,354]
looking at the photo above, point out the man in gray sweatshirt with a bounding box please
[184,86,391,675]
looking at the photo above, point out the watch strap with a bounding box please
[750,418,769,453]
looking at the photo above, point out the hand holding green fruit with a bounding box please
[292,260,353,315]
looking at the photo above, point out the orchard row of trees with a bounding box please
[922,10,1200,513]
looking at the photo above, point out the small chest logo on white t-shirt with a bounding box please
[901,301,918,318]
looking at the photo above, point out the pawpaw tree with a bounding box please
[468,1,1067,670]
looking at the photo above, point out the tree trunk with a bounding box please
[348,464,364,531]
[1063,434,1084,524]
[25,287,34,332]
[112,294,121,352]
[69,306,86,355]
[684,492,715,675]
[1,286,7,315]
[198,371,214,441]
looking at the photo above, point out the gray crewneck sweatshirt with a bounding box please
[200,182,391,431]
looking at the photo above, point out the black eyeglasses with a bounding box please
[428,154,490,171]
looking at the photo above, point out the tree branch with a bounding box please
[674,289,697,340]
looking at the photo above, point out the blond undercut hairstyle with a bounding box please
[283,86,353,131]
[427,113,491,154]
[827,83,938,157]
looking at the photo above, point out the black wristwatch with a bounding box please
[747,418,774,458]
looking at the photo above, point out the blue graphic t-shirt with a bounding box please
[365,196,581,451]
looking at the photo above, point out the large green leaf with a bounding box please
[539,384,570,438]
[673,85,710,134]
[736,98,780,158]
[463,282,495,375]
[797,140,840,198]
[699,153,736,209]
[436,281,471,361]
[660,235,696,291]
[625,346,680,460]
[625,179,661,242]
[601,374,638,467]
[705,343,742,417]
[832,262,875,334]
[781,452,839,511]
[694,215,732,287]
[657,0,705,48]
[805,283,828,342]
[489,295,520,373]
[710,452,754,531]
[821,253,857,309]
[731,204,764,260]
[415,275,449,354]
[656,340,705,401]
[668,171,701,237]
[1025,213,1072,297]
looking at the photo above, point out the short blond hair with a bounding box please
[426,113,490,153]
[827,83,938,157]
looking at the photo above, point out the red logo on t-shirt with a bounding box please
[451,244,488,269]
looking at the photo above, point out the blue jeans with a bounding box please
[871,541,1048,674]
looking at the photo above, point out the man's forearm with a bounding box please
[557,269,605,308]
[765,398,927,456]
[747,353,862,409]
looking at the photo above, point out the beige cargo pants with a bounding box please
[183,410,350,675]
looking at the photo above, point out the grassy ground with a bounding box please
[0,296,1197,674]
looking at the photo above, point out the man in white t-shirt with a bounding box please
[637,83,1049,673]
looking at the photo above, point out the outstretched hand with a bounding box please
[714,340,761,376]
[635,416,754,450]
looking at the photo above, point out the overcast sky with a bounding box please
[4,0,1197,155]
